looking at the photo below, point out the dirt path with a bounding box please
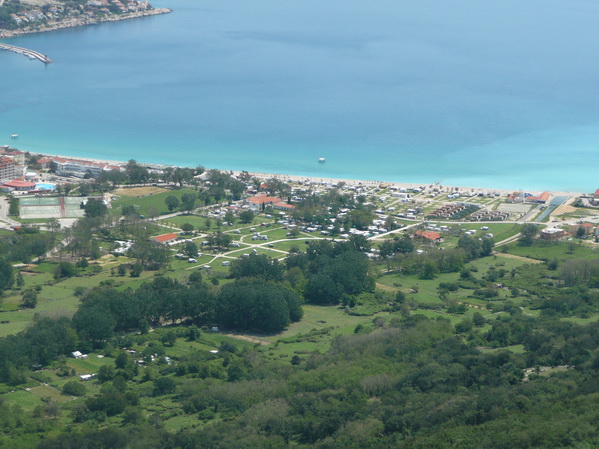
[224,333,272,345]
[495,252,544,264]
[376,282,396,293]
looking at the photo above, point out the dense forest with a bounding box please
[0,235,596,447]
[4,310,599,448]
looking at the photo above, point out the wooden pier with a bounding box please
[0,43,52,63]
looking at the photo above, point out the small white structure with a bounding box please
[71,351,88,359]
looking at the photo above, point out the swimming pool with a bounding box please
[35,183,56,191]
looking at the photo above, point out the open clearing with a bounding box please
[113,186,168,197]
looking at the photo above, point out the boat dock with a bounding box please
[0,43,52,63]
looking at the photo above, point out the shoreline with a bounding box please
[0,8,171,39]
[29,151,584,198]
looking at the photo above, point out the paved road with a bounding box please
[0,198,20,229]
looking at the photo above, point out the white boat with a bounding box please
[318,157,326,163]
[10,134,18,139]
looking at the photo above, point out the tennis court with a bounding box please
[19,196,86,219]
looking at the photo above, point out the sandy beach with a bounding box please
[27,151,584,197]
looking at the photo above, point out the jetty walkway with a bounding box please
[0,43,52,63]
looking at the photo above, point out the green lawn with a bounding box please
[111,188,198,217]
[503,241,599,262]
[160,214,209,230]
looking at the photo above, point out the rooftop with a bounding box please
[153,233,179,243]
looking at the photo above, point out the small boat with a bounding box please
[10,134,18,139]
[318,157,326,163]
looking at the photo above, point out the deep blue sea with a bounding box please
[1,0,599,191]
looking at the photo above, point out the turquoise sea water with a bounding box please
[1,0,599,191]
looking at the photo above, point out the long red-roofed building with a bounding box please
[153,233,179,244]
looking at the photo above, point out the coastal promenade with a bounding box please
[0,43,51,63]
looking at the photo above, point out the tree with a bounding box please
[153,377,176,396]
[125,160,149,184]
[230,254,284,281]
[208,231,231,250]
[180,193,196,214]
[21,290,38,308]
[161,330,177,347]
[348,208,375,230]
[384,216,397,231]
[216,280,301,333]
[184,241,198,258]
[181,223,194,233]
[239,210,255,224]
[15,272,24,289]
[420,261,439,280]
[473,312,486,327]
[90,241,102,260]
[97,365,116,383]
[519,224,539,246]
[0,260,14,291]
[457,235,482,259]
[84,199,108,218]
[128,240,170,268]
[165,195,180,212]
[481,237,494,256]
[63,381,87,397]
[121,205,137,217]
[224,211,236,224]
[54,262,77,279]
[115,352,130,370]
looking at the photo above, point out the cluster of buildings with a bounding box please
[540,223,599,241]
[10,0,151,26]
[506,191,552,204]
[84,0,151,14]
[427,203,474,219]
[10,6,62,25]
[0,149,39,194]
[469,209,509,221]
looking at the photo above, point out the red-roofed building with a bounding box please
[2,180,36,191]
[415,229,443,242]
[272,202,296,211]
[153,233,179,244]
[245,194,282,210]
[36,157,54,170]
[594,189,599,198]
[568,223,595,236]
[526,192,551,204]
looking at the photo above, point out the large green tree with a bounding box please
[0,260,14,291]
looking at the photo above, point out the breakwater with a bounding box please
[0,43,51,63]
